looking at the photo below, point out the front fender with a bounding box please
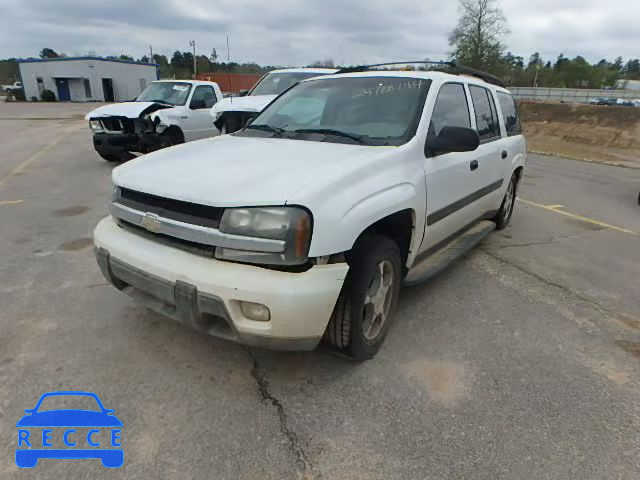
[301,144,425,258]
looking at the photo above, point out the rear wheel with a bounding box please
[493,172,518,229]
[326,234,401,361]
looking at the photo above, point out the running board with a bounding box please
[403,220,496,287]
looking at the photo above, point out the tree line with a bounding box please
[448,0,639,88]
[2,20,639,89]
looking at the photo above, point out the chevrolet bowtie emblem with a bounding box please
[140,212,161,232]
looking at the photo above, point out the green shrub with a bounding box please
[13,89,25,101]
[41,89,56,102]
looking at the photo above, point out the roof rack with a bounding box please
[335,61,506,88]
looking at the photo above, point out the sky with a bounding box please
[0,0,638,66]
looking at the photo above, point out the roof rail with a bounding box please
[335,61,506,88]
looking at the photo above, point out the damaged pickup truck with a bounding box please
[86,80,222,162]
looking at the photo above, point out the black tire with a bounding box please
[160,127,185,149]
[97,151,134,162]
[326,234,402,361]
[493,172,518,230]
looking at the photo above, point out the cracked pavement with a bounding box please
[1,105,639,479]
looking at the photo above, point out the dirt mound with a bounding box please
[518,101,640,167]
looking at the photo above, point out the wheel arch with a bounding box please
[348,209,416,273]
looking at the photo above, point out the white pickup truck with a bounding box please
[2,81,22,94]
[211,68,336,133]
[85,80,222,161]
[94,63,526,360]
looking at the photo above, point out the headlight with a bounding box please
[89,120,103,132]
[216,207,312,266]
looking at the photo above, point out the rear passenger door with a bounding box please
[496,91,526,183]
[421,82,483,252]
[467,85,507,214]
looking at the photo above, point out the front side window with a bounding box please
[136,81,192,106]
[242,76,431,146]
[428,83,471,138]
[469,85,500,141]
[497,92,521,136]
[250,72,333,96]
[190,85,217,109]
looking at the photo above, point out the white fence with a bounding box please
[510,87,640,103]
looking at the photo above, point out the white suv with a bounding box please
[94,63,526,360]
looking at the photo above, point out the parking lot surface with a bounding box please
[1,103,639,479]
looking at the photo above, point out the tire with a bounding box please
[97,151,134,162]
[493,172,518,230]
[326,234,402,361]
[160,128,185,149]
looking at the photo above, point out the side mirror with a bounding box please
[190,99,206,110]
[426,126,480,157]
[238,89,249,97]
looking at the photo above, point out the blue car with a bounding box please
[16,391,123,468]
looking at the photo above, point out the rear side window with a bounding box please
[469,85,500,141]
[428,83,471,138]
[497,92,521,136]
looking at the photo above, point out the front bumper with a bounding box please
[93,132,163,155]
[94,216,348,351]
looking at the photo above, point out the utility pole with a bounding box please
[149,45,153,63]
[533,64,540,88]
[189,40,196,77]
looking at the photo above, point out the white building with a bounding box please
[18,57,159,102]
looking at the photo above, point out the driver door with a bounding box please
[182,85,220,140]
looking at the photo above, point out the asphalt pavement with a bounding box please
[1,103,639,479]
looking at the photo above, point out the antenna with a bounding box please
[226,35,233,101]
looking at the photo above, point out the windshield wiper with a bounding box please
[245,124,287,136]
[293,128,368,145]
[147,99,173,105]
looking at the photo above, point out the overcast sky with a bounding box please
[1,0,638,66]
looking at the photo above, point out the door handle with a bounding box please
[470,160,479,171]
[501,150,508,159]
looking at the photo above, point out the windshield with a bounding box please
[250,72,332,96]
[241,76,431,146]
[136,82,192,105]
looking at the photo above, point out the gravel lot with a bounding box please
[1,102,639,479]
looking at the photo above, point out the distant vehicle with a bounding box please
[2,81,22,94]
[211,68,337,133]
[595,97,619,106]
[85,80,222,162]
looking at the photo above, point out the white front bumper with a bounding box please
[94,216,348,350]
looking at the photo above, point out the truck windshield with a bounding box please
[243,76,431,146]
[136,82,192,106]
[250,72,331,96]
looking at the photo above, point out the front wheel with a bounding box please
[326,234,402,361]
[160,128,185,149]
[97,151,135,162]
[493,172,518,229]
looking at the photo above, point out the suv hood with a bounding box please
[113,135,383,207]
[85,101,172,120]
[211,95,277,115]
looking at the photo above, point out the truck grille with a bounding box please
[117,187,224,229]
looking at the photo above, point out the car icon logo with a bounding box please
[16,391,123,468]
